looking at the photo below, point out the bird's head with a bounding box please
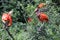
[34,3,46,13]
[38,3,46,8]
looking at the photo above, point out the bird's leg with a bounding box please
[2,21,14,40]
[39,22,45,31]
[40,22,45,27]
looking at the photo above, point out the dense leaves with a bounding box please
[0,0,60,40]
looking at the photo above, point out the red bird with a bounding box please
[37,12,48,23]
[38,3,46,8]
[2,10,14,40]
[34,3,48,23]
[2,10,13,27]
[27,17,32,22]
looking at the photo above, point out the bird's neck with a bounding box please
[36,9,41,16]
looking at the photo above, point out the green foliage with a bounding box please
[0,0,60,40]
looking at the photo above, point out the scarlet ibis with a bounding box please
[2,10,14,40]
[35,9,48,23]
[34,8,49,31]
[2,10,13,27]
[34,3,48,23]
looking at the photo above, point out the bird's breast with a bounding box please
[37,13,48,22]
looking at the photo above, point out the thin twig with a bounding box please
[3,22,14,40]
[5,28,14,40]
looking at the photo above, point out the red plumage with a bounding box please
[27,17,32,22]
[34,3,49,23]
[2,10,13,27]
[2,13,12,27]
[37,12,48,23]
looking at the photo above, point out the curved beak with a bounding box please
[34,8,39,13]
[8,9,13,15]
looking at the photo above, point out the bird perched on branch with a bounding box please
[34,3,49,23]
[2,10,14,40]
[2,10,13,27]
